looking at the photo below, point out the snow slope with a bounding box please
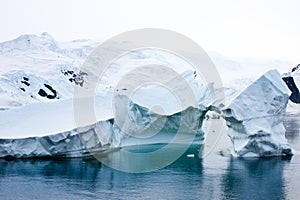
[0,33,100,108]
[0,33,296,109]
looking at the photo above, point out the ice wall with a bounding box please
[0,121,112,159]
[0,103,207,159]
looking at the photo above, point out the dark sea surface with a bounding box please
[0,113,299,200]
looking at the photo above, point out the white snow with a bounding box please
[0,95,114,139]
[0,33,295,109]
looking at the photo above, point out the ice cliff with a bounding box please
[222,70,293,157]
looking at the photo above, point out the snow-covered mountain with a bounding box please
[0,32,101,108]
[0,32,297,110]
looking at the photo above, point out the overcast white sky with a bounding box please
[0,0,299,61]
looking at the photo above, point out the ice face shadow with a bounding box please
[220,157,291,200]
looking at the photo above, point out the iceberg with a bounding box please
[0,69,294,159]
[0,70,210,159]
[222,70,293,157]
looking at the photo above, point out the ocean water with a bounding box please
[0,114,299,200]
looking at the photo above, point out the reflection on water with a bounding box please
[0,148,204,200]
[284,113,300,145]
[283,113,300,200]
[0,158,102,199]
[0,149,295,200]
[94,143,202,173]
[0,114,299,199]
[221,157,290,200]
